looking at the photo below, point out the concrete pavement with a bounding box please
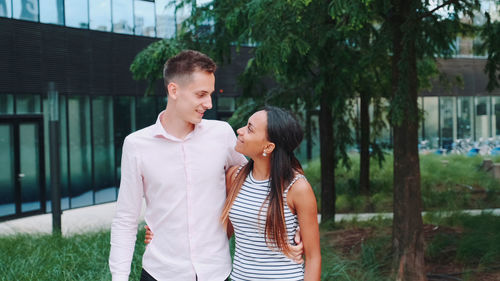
[0,202,499,236]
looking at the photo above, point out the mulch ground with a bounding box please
[321,224,500,281]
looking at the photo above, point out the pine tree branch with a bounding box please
[418,0,459,20]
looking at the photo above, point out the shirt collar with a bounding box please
[152,111,204,141]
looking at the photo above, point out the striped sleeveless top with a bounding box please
[229,170,305,280]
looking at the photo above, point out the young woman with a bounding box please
[147,106,321,280]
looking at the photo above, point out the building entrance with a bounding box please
[0,115,46,221]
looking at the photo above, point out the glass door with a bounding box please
[0,115,45,221]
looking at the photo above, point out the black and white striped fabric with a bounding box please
[229,171,305,281]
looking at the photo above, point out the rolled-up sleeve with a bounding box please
[109,136,144,281]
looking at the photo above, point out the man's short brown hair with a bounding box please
[163,50,216,88]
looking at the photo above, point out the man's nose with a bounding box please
[203,96,212,110]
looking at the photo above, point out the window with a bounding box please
[40,0,64,25]
[423,97,439,149]
[457,96,473,140]
[439,97,455,150]
[92,96,116,203]
[475,96,490,139]
[136,96,157,129]
[0,95,14,114]
[155,0,176,38]
[494,97,500,137]
[0,0,12,17]
[65,0,89,28]
[67,96,92,208]
[13,0,39,21]
[15,94,41,113]
[89,0,111,31]
[112,0,133,34]
[134,0,155,36]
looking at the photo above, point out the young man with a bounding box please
[109,50,247,281]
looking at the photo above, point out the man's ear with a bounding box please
[167,82,178,100]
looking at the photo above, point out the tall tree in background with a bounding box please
[384,0,479,279]
[481,2,500,92]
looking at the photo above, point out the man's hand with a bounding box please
[286,227,304,264]
[144,225,154,244]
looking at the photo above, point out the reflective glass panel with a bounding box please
[19,123,42,212]
[134,0,155,37]
[65,0,89,28]
[475,96,490,140]
[13,0,39,21]
[423,97,439,149]
[92,96,116,203]
[0,124,15,216]
[112,0,133,34]
[0,0,11,17]
[67,96,92,208]
[16,94,41,113]
[494,96,500,137]
[217,97,235,112]
[89,0,111,31]
[155,0,176,38]
[156,96,167,113]
[114,96,135,182]
[136,96,157,129]
[439,97,455,150]
[457,96,473,140]
[175,0,190,32]
[0,95,14,114]
[40,0,64,24]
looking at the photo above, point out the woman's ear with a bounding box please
[264,142,276,154]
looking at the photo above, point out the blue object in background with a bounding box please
[491,147,500,156]
[435,149,446,155]
[467,148,480,157]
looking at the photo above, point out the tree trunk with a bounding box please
[391,1,427,280]
[319,91,336,222]
[359,91,370,195]
[306,109,313,161]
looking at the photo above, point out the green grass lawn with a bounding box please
[0,225,390,281]
[1,213,499,281]
[0,228,145,281]
[304,154,500,213]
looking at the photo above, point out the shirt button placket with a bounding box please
[182,142,195,270]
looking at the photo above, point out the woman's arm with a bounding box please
[288,179,321,281]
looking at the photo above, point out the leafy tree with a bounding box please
[382,0,479,280]
[480,2,500,92]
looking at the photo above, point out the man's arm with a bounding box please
[109,137,144,281]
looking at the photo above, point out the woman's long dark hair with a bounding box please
[221,106,304,255]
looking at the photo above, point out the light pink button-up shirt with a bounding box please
[109,112,247,281]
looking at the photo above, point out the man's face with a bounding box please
[170,70,215,124]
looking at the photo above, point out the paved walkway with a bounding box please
[0,201,145,236]
[0,202,499,236]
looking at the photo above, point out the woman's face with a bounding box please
[235,110,272,158]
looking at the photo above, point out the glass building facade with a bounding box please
[0,0,217,38]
